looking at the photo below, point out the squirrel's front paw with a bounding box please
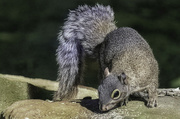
[119,98,129,107]
[124,98,129,106]
[147,98,158,108]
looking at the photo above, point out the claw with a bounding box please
[118,98,129,107]
[124,98,129,106]
[147,98,158,108]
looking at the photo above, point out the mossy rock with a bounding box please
[1,74,180,119]
[2,96,180,119]
[0,74,29,113]
[0,74,97,116]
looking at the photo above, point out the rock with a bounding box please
[0,73,97,116]
[1,74,180,119]
[2,96,180,119]
[3,99,93,119]
[0,74,29,113]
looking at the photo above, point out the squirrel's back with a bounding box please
[103,27,152,57]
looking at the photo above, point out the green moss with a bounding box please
[0,74,29,113]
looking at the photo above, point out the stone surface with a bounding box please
[1,74,180,119]
[2,96,180,119]
[0,74,97,115]
[0,74,29,113]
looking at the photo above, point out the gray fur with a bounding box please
[54,4,116,100]
[98,27,159,111]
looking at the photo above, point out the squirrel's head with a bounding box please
[98,67,129,112]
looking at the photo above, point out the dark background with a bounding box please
[0,0,180,89]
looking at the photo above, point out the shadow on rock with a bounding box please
[79,93,149,114]
[77,97,102,113]
[0,112,5,119]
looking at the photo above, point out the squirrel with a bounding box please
[98,27,159,111]
[53,4,117,100]
[54,4,159,109]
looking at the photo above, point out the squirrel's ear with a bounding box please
[104,67,110,77]
[118,72,128,85]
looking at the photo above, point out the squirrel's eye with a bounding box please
[111,89,121,99]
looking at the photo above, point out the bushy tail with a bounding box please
[53,31,83,100]
[53,4,116,100]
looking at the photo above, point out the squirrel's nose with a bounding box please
[102,105,108,111]
[99,104,108,111]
